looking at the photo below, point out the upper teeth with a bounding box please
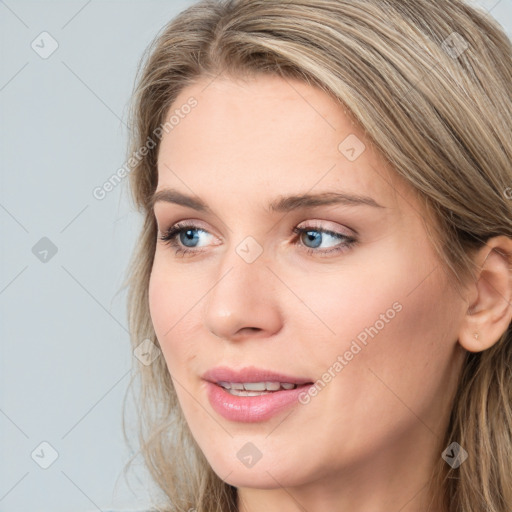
[218,381,297,391]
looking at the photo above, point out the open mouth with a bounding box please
[216,381,313,396]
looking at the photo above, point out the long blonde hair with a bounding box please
[121,1,512,510]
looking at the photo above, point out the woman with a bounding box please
[121,1,512,511]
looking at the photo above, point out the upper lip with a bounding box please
[202,366,313,385]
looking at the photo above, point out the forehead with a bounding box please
[156,73,410,212]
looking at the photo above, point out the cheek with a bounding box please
[148,254,212,384]
[317,263,458,429]
[283,254,410,355]
[295,240,457,404]
[318,238,451,357]
[148,260,173,339]
[148,258,191,367]
[148,252,200,332]
[279,263,459,472]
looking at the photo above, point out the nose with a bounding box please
[203,244,283,342]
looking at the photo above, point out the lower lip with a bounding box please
[205,381,312,422]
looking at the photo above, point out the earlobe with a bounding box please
[457,236,512,353]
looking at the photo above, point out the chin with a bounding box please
[219,468,297,489]
[205,453,311,489]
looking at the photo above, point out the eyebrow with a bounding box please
[150,188,385,212]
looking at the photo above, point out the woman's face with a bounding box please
[149,74,468,498]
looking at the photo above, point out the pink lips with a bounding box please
[202,366,313,386]
[202,366,314,423]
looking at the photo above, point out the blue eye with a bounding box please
[158,222,213,256]
[158,222,357,257]
[292,227,356,256]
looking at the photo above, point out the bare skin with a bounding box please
[148,73,512,512]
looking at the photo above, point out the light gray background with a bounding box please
[0,1,511,511]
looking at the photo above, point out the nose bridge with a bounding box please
[216,232,271,290]
[203,236,282,340]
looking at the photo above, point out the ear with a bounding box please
[458,235,512,353]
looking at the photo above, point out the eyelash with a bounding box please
[158,221,357,258]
